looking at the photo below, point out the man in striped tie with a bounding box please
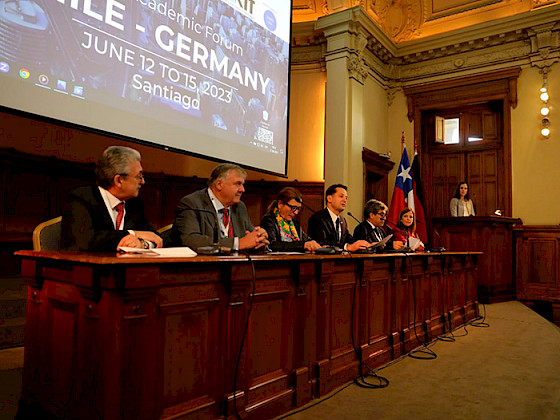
[61,146,162,251]
[172,163,269,251]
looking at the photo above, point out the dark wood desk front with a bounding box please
[432,216,521,303]
[16,251,479,420]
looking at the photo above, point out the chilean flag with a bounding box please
[411,150,428,244]
[387,144,414,228]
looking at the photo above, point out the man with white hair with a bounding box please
[61,146,162,251]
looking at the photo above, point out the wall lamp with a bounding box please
[540,70,550,138]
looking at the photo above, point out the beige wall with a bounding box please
[287,68,326,182]
[512,66,560,225]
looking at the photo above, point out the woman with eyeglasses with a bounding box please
[392,207,425,251]
[450,181,476,217]
[260,187,321,252]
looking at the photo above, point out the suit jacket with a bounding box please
[171,188,254,250]
[307,208,352,248]
[260,212,310,252]
[61,186,155,252]
[353,221,393,251]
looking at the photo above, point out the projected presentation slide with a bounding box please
[0,0,291,174]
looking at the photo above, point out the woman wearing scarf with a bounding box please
[260,187,321,252]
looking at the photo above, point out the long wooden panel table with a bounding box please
[15,250,479,420]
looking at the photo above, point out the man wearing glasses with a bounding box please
[61,146,163,251]
[353,199,392,251]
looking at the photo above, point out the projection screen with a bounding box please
[0,0,292,175]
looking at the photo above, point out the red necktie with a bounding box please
[115,202,125,230]
[221,208,234,237]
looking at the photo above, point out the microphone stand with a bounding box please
[431,229,447,253]
[346,212,361,225]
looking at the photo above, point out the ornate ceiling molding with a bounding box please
[292,0,560,42]
[292,4,560,86]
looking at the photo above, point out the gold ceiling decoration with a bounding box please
[292,0,560,42]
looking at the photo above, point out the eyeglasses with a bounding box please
[285,203,303,213]
[376,212,387,217]
[120,172,144,181]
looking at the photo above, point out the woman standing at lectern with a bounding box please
[450,181,476,217]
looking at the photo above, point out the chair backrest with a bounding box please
[157,224,173,234]
[157,224,174,247]
[33,216,62,251]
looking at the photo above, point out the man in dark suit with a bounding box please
[353,199,392,251]
[61,146,163,251]
[307,184,370,252]
[172,163,268,251]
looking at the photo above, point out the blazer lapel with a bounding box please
[93,187,119,230]
[201,190,220,235]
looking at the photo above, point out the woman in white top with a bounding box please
[450,182,476,217]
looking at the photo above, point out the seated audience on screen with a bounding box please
[450,181,476,217]
[353,199,392,251]
[260,187,321,253]
[61,146,163,251]
[307,184,371,252]
[392,207,425,251]
[171,163,268,251]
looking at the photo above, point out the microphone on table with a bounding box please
[430,229,447,253]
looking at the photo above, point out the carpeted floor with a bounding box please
[1,302,559,420]
[278,301,560,420]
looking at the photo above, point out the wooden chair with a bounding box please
[32,216,62,251]
[157,224,174,247]
[157,224,173,234]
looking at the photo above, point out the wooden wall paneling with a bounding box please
[315,260,359,397]
[430,155,447,218]
[480,223,512,298]
[483,150,499,214]
[483,111,498,139]
[464,256,479,322]
[390,258,406,359]
[426,257,446,340]
[5,161,50,236]
[467,149,500,216]
[402,258,428,353]
[314,259,331,397]
[17,252,480,419]
[45,289,80,418]
[448,257,467,329]
[360,259,392,369]
[224,263,253,416]
[156,263,225,420]
[292,261,316,406]
[515,226,560,303]
[467,151,482,212]
[468,112,483,139]
[243,263,295,418]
